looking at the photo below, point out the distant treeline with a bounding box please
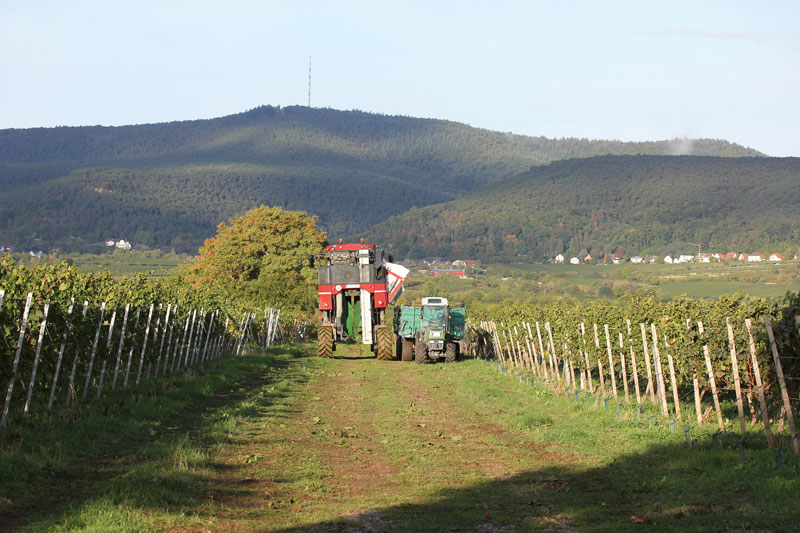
[0,105,760,252]
[365,155,800,261]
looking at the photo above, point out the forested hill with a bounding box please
[364,155,800,261]
[0,105,761,252]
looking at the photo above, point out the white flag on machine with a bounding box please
[384,262,409,305]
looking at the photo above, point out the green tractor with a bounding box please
[393,297,466,363]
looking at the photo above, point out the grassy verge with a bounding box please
[0,344,319,531]
[2,345,798,532]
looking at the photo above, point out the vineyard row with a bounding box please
[472,312,800,455]
[0,289,282,432]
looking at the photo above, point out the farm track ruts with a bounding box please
[197,346,582,531]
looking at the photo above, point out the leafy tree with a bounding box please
[185,206,327,313]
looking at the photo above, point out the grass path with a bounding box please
[2,344,799,532]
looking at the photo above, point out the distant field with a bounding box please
[487,260,799,299]
[57,251,189,276]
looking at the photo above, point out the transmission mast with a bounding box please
[308,56,312,107]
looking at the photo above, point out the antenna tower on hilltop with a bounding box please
[308,56,312,107]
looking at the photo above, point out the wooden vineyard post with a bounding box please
[525,323,538,375]
[697,321,724,430]
[96,308,118,399]
[618,331,629,402]
[66,303,90,406]
[491,323,503,364]
[650,323,669,417]
[640,323,656,403]
[23,303,50,415]
[183,309,198,370]
[510,328,521,368]
[501,329,513,366]
[726,318,747,436]
[215,316,229,359]
[49,300,78,411]
[580,323,594,393]
[535,322,549,381]
[626,319,641,404]
[156,304,173,374]
[493,323,505,364]
[136,304,155,384]
[604,325,618,398]
[148,305,163,376]
[546,322,560,387]
[202,309,216,362]
[745,319,772,446]
[124,308,142,385]
[764,316,799,455]
[594,324,606,394]
[1,293,34,429]
[493,323,503,364]
[82,302,107,401]
[190,308,205,366]
[569,358,577,389]
[693,371,703,425]
[111,304,131,390]
[663,335,681,420]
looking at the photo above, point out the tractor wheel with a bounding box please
[376,326,393,361]
[445,342,457,363]
[317,324,334,358]
[415,339,429,364]
[401,338,413,362]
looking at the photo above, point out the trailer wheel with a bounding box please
[415,338,429,364]
[401,338,413,361]
[318,324,334,358]
[376,326,393,360]
[445,342,457,363]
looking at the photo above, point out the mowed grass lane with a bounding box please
[3,344,798,532]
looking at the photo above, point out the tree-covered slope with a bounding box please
[0,105,761,251]
[364,155,800,261]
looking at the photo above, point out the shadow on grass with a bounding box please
[0,348,314,532]
[275,438,800,533]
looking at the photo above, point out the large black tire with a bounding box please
[415,339,429,364]
[445,342,457,363]
[395,337,402,359]
[401,338,413,362]
[318,324,334,358]
[376,326,393,361]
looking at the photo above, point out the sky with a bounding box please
[1,0,798,156]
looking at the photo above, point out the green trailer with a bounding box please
[393,297,466,363]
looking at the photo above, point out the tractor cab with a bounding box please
[419,297,449,350]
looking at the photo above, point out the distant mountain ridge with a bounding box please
[364,155,800,261]
[0,105,762,252]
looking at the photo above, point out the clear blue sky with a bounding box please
[1,0,798,156]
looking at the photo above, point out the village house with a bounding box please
[747,253,764,262]
[569,256,580,265]
[769,253,783,261]
[554,254,565,264]
[677,254,694,263]
[630,255,644,264]
[664,255,674,264]
[430,269,465,277]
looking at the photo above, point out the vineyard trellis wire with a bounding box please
[468,295,800,455]
[0,289,285,433]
